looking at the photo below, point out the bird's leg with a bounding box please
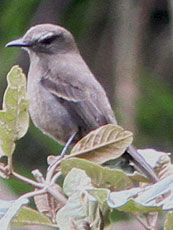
[47,132,77,182]
[48,132,77,171]
[60,131,77,158]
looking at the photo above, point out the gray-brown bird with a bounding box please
[6,24,158,182]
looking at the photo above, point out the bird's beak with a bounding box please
[5,38,32,48]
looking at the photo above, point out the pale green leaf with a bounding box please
[63,167,92,197]
[12,206,55,228]
[107,176,173,213]
[57,168,105,230]
[88,188,110,205]
[0,65,29,157]
[61,158,133,190]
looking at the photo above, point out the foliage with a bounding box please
[0,66,29,157]
[0,66,173,229]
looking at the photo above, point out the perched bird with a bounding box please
[6,24,158,182]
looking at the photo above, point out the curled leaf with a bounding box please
[34,184,65,221]
[107,176,173,213]
[133,149,173,182]
[57,168,103,230]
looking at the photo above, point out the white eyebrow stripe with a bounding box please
[38,32,55,41]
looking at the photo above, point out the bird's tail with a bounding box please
[125,145,159,183]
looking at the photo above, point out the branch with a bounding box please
[0,164,44,188]
[132,214,151,230]
[11,171,44,188]
[46,156,62,183]
[20,187,47,200]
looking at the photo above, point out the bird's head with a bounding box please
[6,24,77,55]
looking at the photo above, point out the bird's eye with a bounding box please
[39,35,57,45]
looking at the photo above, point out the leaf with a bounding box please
[57,168,105,230]
[0,65,29,157]
[57,192,90,230]
[12,206,55,228]
[107,188,162,213]
[137,149,171,169]
[34,184,66,219]
[118,199,162,213]
[88,188,110,205]
[130,149,173,183]
[63,167,93,197]
[0,198,28,230]
[107,176,173,213]
[68,124,133,164]
[129,171,151,183]
[135,176,173,208]
[164,211,173,230]
[61,158,133,190]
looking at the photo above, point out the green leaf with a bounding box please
[57,168,105,230]
[69,124,133,164]
[12,206,55,228]
[87,188,111,227]
[107,176,173,213]
[88,188,110,205]
[61,158,133,190]
[63,166,92,197]
[57,192,90,230]
[118,199,162,213]
[107,188,162,213]
[0,198,28,230]
[0,65,29,157]
[164,211,173,230]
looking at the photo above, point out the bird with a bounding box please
[6,24,158,182]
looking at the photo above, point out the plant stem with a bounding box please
[20,187,47,199]
[12,171,44,188]
[133,214,151,230]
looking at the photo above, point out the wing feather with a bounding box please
[40,75,116,136]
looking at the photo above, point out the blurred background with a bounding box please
[0,0,172,197]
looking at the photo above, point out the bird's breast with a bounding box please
[27,76,78,144]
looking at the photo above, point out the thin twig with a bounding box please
[46,132,76,183]
[0,155,44,188]
[13,170,67,204]
[32,169,45,183]
[132,214,151,230]
[145,212,158,230]
[51,171,62,185]
[7,155,13,172]
[20,187,47,200]
[146,214,151,227]
[1,154,67,206]
[0,165,9,178]
[150,212,158,228]
[46,156,62,183]
[0,164,43,188]
[47,186,67,205]
[11,171,44,188]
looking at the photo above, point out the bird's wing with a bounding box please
[40,75,116,136]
